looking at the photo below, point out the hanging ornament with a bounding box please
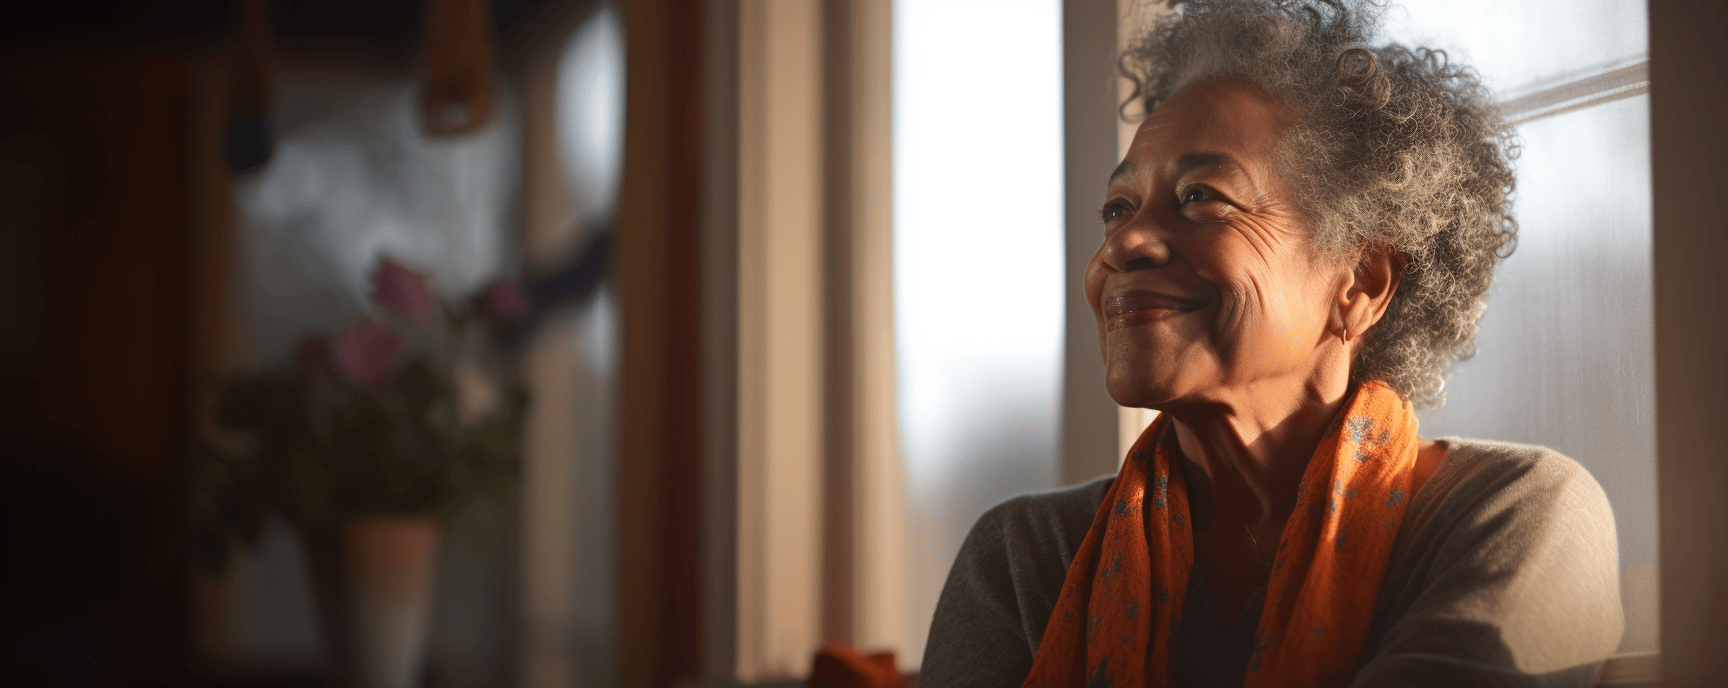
[420,0,498,137]
[224,0,276,174]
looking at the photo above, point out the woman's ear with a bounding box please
[1339,246,1406,343]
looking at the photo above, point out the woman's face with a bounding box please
[1086,78,1349,410]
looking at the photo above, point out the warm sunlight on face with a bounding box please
[1084,78,1347,411]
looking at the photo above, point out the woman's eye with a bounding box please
[1100,201,1131,224]
[1179,185,1213,204]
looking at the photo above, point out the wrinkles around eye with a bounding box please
[1180,198,1233,224]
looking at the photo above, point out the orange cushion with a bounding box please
[809,643,902,688]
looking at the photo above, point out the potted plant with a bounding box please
[187,256,530,688]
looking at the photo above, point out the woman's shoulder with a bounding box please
[1416,437,1613,521]
[953,475,1115,586]
[1432,436,1589,472]
[970,476,1115,545]
[1363,437,1623,681]
[921,476,1117,685]
[1403,437,1617,566]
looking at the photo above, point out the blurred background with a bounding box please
[1,0,1721,687]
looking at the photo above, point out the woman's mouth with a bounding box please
[1103,290,1203,330]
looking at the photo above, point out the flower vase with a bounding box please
[304,516,441,688]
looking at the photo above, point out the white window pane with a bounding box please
[893,0,1065,663]
[1382,0,1647,98]
[1418,94,1655,575]
[236,71,519,366]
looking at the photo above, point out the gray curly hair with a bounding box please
[1120,0,1518,407]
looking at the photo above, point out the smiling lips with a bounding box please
[1103,290,1204,331]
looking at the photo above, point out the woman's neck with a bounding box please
[1165,374,1353,527]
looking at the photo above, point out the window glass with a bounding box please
[892,0,1065,661]
[237,72,520,366]
[1384,0,1656,651]
[1380,0,1647,97]
[1418,94,1656,574]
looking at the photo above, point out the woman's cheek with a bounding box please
[1210,282,1262,360]
[1083,254,1109,318]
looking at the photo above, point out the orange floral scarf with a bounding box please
[1021,381,1422,688]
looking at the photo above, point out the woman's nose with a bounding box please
[1098,219,1172,273]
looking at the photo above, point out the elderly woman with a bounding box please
[919,1,1623,687]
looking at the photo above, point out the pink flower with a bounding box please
[332,318,408,386]
[291,335,333,377]
[476,279,531,320]
[371,258,435,324]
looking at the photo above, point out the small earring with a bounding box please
[1338,324,1352,344]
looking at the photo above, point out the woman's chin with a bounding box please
[1104,375,1185,410]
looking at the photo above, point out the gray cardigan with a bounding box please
[919,438,1624,688]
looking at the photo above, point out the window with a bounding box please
[1383,0,1657,652]
[892,0,1066,664]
